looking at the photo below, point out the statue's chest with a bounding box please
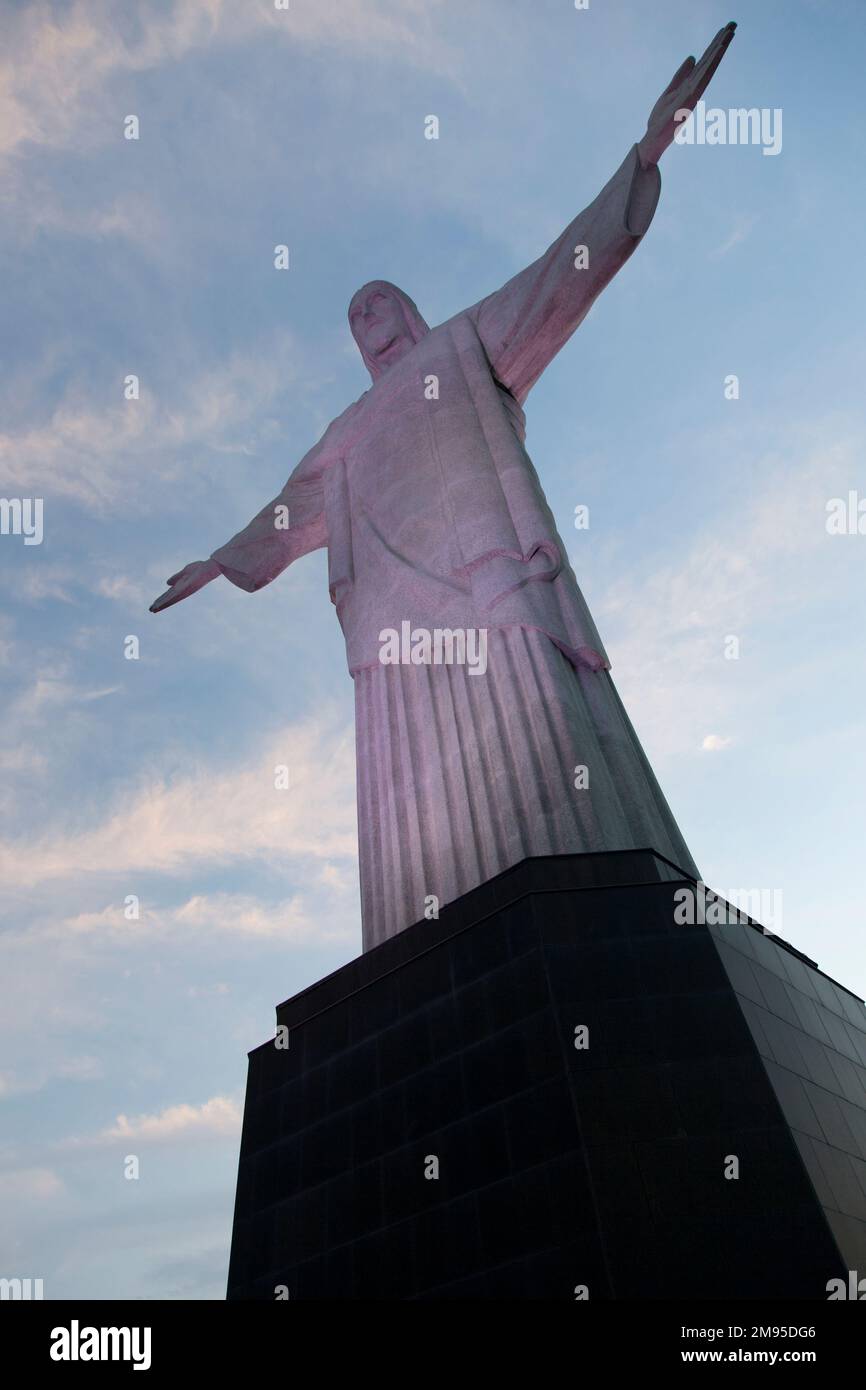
[341,341,482,523]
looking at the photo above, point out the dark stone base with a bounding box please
[226,850,866,1299]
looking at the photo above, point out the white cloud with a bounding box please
[3,184,171,253]
[710,213,757,259]
[0,709,357,884]
[0,1167,65,1200]
[7,676,120,718]
[701,734,732,752]
[0,335,302,513]
[186,983,229,999]
[96,575,152,605]
[6,567,78,605]
[600,430,866,761]
[62,890,355,944]
[0,0,453,164]
[61,1095,242,1149]
[0,747,47,775]
[0,1055,105,1102]
[58,1056,105,1082]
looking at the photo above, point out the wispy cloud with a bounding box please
[6,675,121,719]
[0,0,453,165]
[2,0,864,1303]
[0,335,302,512]
[0,710,357,883]
[710,213,757,259]
[701,734,733,752]
[60,1095,242,1149]
[0,1056,103,1102]
[0,1167,65,1200]
[62,888,355,944]
[599,430,865,760]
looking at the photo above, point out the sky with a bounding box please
[1,0,865,1301]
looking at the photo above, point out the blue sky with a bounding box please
[1,0,865,1300]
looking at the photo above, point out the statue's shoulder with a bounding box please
[309,396,368,460]
[342,392,370,418]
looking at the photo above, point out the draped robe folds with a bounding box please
[211,144,700,951]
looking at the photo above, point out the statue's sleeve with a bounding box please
[468,144,661,405]
[209,438,328,593]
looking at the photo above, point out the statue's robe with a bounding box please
[212,144,699,950]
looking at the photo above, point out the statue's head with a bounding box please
[349,280,429,381]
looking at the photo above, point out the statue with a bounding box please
[151,24,737,951]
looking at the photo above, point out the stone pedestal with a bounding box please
[226,850,866,1299]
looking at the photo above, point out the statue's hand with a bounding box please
[638,21,737,168]
[149,559,219,613]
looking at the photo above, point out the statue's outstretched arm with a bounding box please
[468,145,660,405]
[150,440,328,613]
[469,22,736,405]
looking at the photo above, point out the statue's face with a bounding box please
[349,286,413,371]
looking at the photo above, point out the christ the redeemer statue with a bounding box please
[152,24,736,951]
